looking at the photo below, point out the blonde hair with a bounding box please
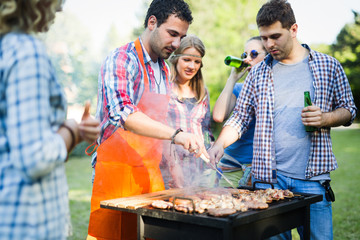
[169,35,206,103]
[0,0,60,34]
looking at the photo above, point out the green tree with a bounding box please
[134,0,265,109]
[131,0,150,38]
[185,0,265,108]
[308,43,331,55]
[184,0,265,135]
[43,12,99,107]
[331,10,360,121]
[132,0,265,135]
[101,23,123,59]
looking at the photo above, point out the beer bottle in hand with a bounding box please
[304,91,317,132]
[224,55,249,71]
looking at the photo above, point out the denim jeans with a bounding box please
[253,173,333,240]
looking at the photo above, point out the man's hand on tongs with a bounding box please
[207,125,239,165]
[207,141,224,166]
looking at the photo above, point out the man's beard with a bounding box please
[150,29,175,60]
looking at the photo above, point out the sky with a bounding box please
[63,0,360,48]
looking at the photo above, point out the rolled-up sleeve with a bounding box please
[101,48,141,129]
[333,62,357,125]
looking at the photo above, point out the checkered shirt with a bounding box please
[95,38,170,143]
[91,38,171,167]
[167,90,213,144]
[0,33,69,239]
[225,44,357,182]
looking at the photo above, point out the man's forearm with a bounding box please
[124,111,174,140]
[217,125,239,149]
[124,111,209,158]
[208,125,239,164]
[322,108,352,127]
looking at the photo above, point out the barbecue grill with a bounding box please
[101,186,322,240]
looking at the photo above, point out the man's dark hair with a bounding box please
[144,0,193,28]
[256,0,296,29]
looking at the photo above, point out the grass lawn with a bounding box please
[331,128,360,239]
[65,127,360,239]
[65,156,93,240]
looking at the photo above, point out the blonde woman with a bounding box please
[161,35,214,188]
[0,0,100,239]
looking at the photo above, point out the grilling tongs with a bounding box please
[200,153,237,189]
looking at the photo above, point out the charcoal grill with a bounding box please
[100,186,322,240]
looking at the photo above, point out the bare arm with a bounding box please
[301,106,352,128]
[213,67,247,122]
[125,111,175,139]
[207,125,239,165]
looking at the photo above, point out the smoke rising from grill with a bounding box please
[161,140,216,189]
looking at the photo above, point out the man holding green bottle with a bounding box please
[208,0,357,239]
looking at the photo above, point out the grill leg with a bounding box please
[138,214,144,240]
[302,206,311,240]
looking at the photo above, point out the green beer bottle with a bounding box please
[304,91,317,132]
[224,55,249,71]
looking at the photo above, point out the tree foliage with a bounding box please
[185,0,265,109]
[101,23,123,59]
[331,11,360,120]
[132,0,266,134]
[132,0,265,111]
[41,1,358,125]
[180,0,265,134]
[43,12,99,108]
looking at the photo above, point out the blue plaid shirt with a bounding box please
[0,33,70,239]
[226,44,357,183]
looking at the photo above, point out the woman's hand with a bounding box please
[228,66,249,84]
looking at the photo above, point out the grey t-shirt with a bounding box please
[272,56,329,180]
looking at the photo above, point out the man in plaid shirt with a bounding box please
[209,0,357,239]
[87,1,209,239]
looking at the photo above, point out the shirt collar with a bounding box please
[138,37,160,65]
[301,43,315,61]
[264,43,314,66]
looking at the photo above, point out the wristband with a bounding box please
[171,128,183,144]
[61,123,76,152]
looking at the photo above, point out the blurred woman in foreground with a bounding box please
[0,0,100,239]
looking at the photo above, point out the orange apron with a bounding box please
[87,38,169,240]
